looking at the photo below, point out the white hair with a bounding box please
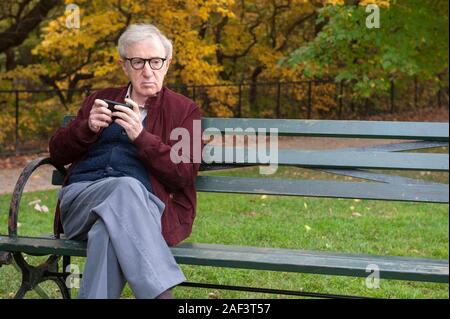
[117,24,173,59]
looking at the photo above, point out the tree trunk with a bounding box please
[5,49,16,71]
[249,65,264,115]
[0,0,62,53]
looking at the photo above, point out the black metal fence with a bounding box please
[0,80,448,155]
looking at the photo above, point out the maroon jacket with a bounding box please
[49,86,202,246]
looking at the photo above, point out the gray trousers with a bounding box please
[59,176,186,299]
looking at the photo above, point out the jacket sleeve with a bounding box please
[133,105,202,190]
[49,92,100,166]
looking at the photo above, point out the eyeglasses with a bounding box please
[124,57,167,70]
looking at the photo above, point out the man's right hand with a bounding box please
[88,99,113,133]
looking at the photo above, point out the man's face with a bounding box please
[120,38,170,97]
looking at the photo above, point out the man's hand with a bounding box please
[113,98,143,141]
[88,99,112,133]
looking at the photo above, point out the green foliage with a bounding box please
[286,0,449,97]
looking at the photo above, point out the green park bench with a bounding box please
[0,116,448,299]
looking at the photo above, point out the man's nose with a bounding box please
[142,62,153,77]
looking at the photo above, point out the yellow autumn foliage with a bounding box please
[1,0,391,147]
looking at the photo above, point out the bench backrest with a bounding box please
[53,116,449,203]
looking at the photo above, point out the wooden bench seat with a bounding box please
[1,117,448,298]
[1,236,447,284]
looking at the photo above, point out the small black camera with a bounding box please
[103,99,132,113]
[103,99,133,121]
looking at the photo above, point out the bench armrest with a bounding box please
[8,157,67,237]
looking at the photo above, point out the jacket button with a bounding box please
[169,193,174,199]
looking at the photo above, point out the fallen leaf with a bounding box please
[34,203,42,212]
[243,211,258,217]
[352,212,362,217]
[303,202,308,209]
[28,199,41,206]
[41,205,49,213]
[208,292,220,299]
[350,206,355,211]
[304,225,311,231]
[260,195,268,200]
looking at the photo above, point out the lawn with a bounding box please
[0,166,448,299]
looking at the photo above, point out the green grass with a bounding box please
[0,167,448,299]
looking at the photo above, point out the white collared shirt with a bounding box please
[125,84,148,121]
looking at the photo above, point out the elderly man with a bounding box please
[49,24,201,299]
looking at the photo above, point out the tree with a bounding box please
[3,0,324,116]
[0,0,61,53]
[285,0,449,97]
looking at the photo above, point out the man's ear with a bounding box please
[118,58,127,73]
[165,58,172,73]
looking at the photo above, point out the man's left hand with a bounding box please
[113,98,143,141]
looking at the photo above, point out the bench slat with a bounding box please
[52,147,450,186]
[173,243,448,283]
[320,169,442,185]
[1,236,447,283]
[206,148,449,171]
[202,118,449,141]
[0,236,86,257]
[50,172,448,202]
[195,176,449,203]
[62,116,449,141]
[339,141,448,152]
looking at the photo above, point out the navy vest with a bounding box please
[67,121,152,193]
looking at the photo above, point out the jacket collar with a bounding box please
[125,82,165,110]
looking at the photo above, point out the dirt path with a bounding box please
[0,165,59,195]
[0,153,60,195]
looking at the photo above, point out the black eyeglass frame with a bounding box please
[124,57,167,70]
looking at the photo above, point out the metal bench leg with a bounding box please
[13,262,50,298]
[11,252,71,299]
[0,251,12,266]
